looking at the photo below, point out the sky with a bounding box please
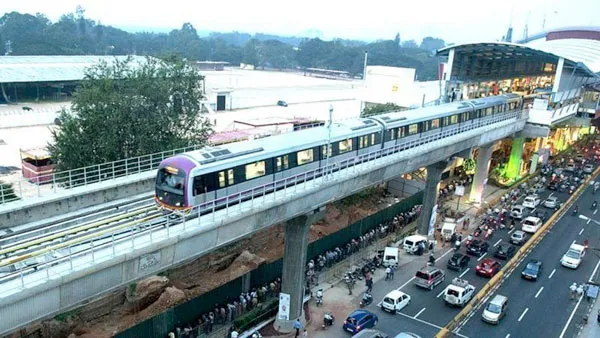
[2,0,600,44]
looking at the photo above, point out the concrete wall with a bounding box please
[0,115,527,335]
[387,177,425,198]
[0,171,156,229]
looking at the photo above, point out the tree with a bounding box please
[361,102,404,118]
[0,181,18,204]
[401,40,418,49]
[420,37,445,52]
[48,57,213,171]
[462,158,476,174]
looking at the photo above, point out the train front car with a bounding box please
[155,155,197,211]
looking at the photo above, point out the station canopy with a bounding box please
[437,42,600,83]
[0,55,148,83]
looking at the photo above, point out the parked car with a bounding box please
[476,258,502,278]
[277,100,288,107]
[467,239,489,256]
[521,260,543,281]
[510,230,528,245]
[343,310,379,334]
[447,253,470,271]
[494,243,516,260]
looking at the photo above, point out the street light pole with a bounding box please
[325,105,333,179]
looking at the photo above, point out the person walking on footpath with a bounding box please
[294,319,302,338]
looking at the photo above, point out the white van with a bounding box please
[403,235,428,254]
[561,243,586,269]
[382,247,399,267]
[441,223,457,242]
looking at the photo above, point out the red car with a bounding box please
[476,258,501,278]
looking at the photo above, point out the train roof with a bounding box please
[180,117,382,173]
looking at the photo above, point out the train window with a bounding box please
[431,119,440,129]
[422,121,430,132]
[359,135,369,149]
[321,144,332,158]
[276,155,289,171]
[398,127,405,138]
[387,128,397,141]
[460,112,468,122]
[218,171,226,188]
[408,124,419,135]
[339,139,353,154]
[450,115,458,124]
[227,169,234,185]
[370,133,376,145]
[245,161,266,180]
[297,149,314,165]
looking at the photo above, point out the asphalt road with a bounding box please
[458,173,600,338]
[355,171,591,338]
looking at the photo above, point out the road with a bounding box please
[458,174,600,338]
[352,172,590,337]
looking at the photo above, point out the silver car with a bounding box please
[543,196,558,209]
[510,230,527,245]
[584,164,594,174]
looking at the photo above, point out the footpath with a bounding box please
[295,180,509,338]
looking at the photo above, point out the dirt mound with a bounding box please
[125,275,169,313]
[228,250,265,279]
[136,287,186,320]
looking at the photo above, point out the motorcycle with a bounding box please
[593,201,598,210]
[323,312,335,329]
[573,206,579,216]
[427,254,436,266]
[360,292,373,308]
[315,289,323,307]
[473,227,482,237]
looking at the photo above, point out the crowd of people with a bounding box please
[167,203,423,338]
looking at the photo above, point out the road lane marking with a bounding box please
[459,268,470,278]
[494,239,502,247]
[518,308,529,322]
[549,193,554,197]
[505,334,511,338]
[396,312,470,338]
[477,253,487,261]
[414,307,426,318]
[559,257,600,338]
[587,218,592,224]
[579,228,585,235]
[594,209,598,215]
[399,277,415,290]
[572,240,576,245]
[437,289,445,298]
[535,286,544,298]
[508,229,515,235]
[549,269,556,279]
[531,208,536,214]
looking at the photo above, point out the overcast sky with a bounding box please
[3,0,600,43]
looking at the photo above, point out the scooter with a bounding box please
[360,292,373,308]
[315,289,323,307]
[323,312,335,329]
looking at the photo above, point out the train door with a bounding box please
[217,95,226,111]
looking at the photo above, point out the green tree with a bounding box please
[0,181,18,204]
[360,102,404,118]
[462,158,476,174]
[48,57,213,171]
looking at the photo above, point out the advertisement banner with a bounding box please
[454,185,465,197]
[428,204,438,236]
[278,293,290,320]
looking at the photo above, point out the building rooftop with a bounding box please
[0,55,147,83]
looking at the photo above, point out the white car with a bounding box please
[380,289,411,313]
[543,196,559,209]
[523,195,541,209]
[511,205,525,219]
[565,163,576,172]
[561,244,586,269]
[521,216,542,233]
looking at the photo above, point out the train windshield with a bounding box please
[157,167,186,194]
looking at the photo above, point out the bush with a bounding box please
[233,298,279,332]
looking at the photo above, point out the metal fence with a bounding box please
[0,144,204,205]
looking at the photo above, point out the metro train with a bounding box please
[155,94,523,211]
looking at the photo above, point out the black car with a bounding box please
[467,240,489,256]
[521,259,543,281]
[447,252,470,271]
[494,243,516,260]
[548,181,558,190]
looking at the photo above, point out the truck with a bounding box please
[442,277,476,307]
[440,211,466,241]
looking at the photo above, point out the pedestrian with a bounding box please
[385,266,391,281]
[366,277,373,293]
[570,283,577,300]
[302,328,308,337]
[294,319,302,338]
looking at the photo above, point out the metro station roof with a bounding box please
[0,55,147,83]
[437,42,600,81]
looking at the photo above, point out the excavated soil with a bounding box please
[40,186,390,337]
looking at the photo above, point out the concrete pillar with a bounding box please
[529,138,542,175]
[469,144,494,205]
[418,160,448,236]
[274,214,312,333]
[506,136,525,181]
